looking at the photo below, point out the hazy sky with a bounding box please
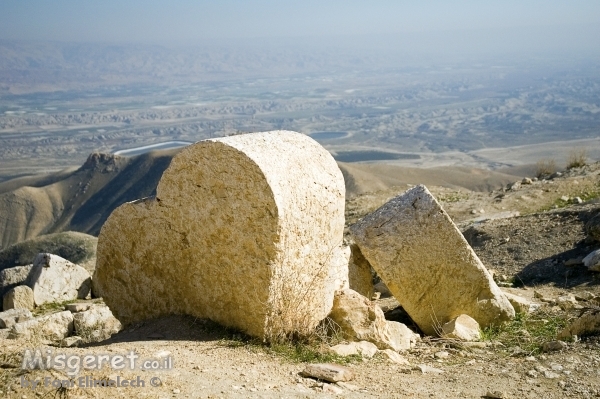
[1,0,600,46]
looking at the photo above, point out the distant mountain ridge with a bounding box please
[0,146,523,250]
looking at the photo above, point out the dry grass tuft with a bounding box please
[567,149,587,169]
[535,159,557,178]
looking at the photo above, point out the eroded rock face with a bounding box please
[349,185,514,336]
[348,244,374,299]
[28,253,91,306]
[9,310,73,341]
[3,285,34,311]
[94,131,345,340]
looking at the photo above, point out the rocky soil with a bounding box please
[1,162,600,398]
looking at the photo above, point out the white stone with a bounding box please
[330,341,378,358]
[65,303,92,313]
[349,185,515,336]
[9,310,73,341]
[379,349,410,365]
[328,289,418,351]
[441,314,481,342]
[73,304,122,343]
[583,249,600,271]
[3,285,34,311]
[94,131,345,341]
[0,308,32,328]
[61,336,82,347]
[28,253,91,306]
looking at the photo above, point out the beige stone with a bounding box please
[379,349,410,365]
[441,314,481,341]
[0,308,32,328]
[502,291,535,314]
[558,310,600,339]
[347,244,374,298]
[29,253,91,306]
[73,304,122,343]
[300,363,354,383]
[3,285,34,311]
[330,341,378,358]
[349,185,514,336]
[94,131,345,340]
[328,289,418,351]
[9,310,73,341]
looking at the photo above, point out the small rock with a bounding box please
[543,340,567,352]
[564,257,584,267]
[65,303,92,313]
[2,286,34,311]
[543,370,560,379]
[556,295,578,310]
[322,383,344,394]
[509,181,521,191]
[560,195,570,202]
[485,390,507,398]
[585,213,600,242]
[525,356,536,362]
[172,389,180,394]
[526,370,538,378]
[0,308,33,328]
[522,177,533,185]
[550,172,562,179]
[336,381,359,391]
[573,197,583,204]
[330,341,378,358]
[441,314,480,341]
[415,364,444,374]
[379,349,410,365]
[72,304,122,343]
[434,351,449,359]
[0,265,33,298]
[61,336,82,347]
[574,291,595,301]
[558,310,600,339]
[502,291,534,314]
[300,364,354,383]
[583,249,600,271]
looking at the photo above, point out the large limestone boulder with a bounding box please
[27,253,91,306]
[349,185,514,336]
[328,289,418,351]
[0,264,33,298]
[94,131,345,340]
[9,310,73,341]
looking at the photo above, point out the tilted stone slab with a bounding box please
[28,253,91,306]
[349,185,514,336]
[94,131,345,340]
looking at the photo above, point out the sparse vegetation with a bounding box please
[567,149,588,169]
[481,310,570,355]
[535,158,557,178]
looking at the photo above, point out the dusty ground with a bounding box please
[1,162,600,399]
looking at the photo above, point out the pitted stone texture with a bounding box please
[3,285,34,311]
[73,304,122,343]
[328,289,418,351]
[348,244,374,299]
[349,185,514,336]
[0,308,33,328]
[94,131,345,340]
[0,265,33,298]
[28,253,91,306]
[9,310,73,341]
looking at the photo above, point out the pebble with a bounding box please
[434,351,449,359]
[172,389,180,394]
[544,371,560,379]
